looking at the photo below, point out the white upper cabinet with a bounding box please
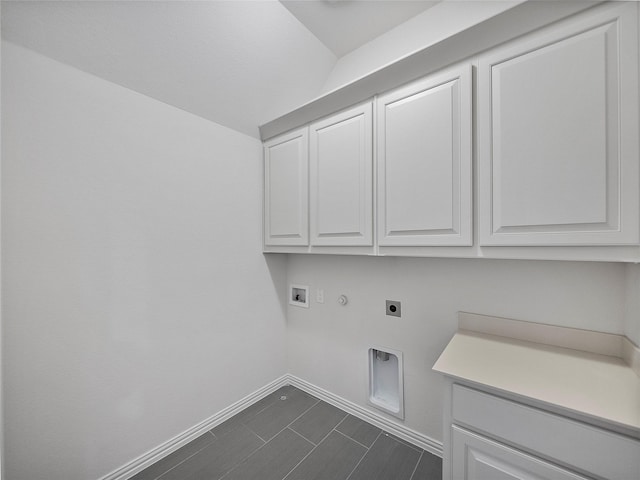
[377,64,472,246]
[263,2,640,260]
[263,127,308,246]
[478,3,639,246]
[309,102,373,246]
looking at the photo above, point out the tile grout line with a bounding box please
[139,387,436,480]
[285,428,318,447]
[200,391,295,480]
[271,397,328,479]
[235,392,319,445]
[209,388,286,440]
[278,397,321,438]
[409,451,424,480]
[281,411,351,480]
[247,427,269,444]
[153,431,217,480]
[332,412,383,451]
[283,410,383,480]
[332,428,373,451]
[280,427,329,480]
[236,387,296,428]
[286,426,320,448]
[286,407,347,449]
[384,431,423,453]
[283,409,380,480]
[215,426,270,480]
[345,430,384,480]
[237,386,298,425]
[333,413,350,431]
[218,396,320,480]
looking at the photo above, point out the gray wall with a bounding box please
[286,254,628,445]
[1,42,287,480]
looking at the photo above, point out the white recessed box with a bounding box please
[368,346,404,419]
[289,284,309,308]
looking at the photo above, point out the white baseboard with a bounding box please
[100,373,442,480]
[99,375,290,480]
[284,374,443,458]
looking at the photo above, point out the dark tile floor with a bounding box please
[131,385,442,480]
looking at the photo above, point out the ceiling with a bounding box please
[1,0,439,138]
[281,0,439,57]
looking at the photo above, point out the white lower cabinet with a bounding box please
[446,384,640,480]
[452,427,588,480]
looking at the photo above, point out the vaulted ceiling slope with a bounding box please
[1,1,338,138]
[281,0,439,57]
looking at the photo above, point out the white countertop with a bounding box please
[433,329,640,436]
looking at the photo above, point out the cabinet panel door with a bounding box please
[378,65,472,246]
[451,384,640,480]
[264,127,308,246]
[452,427,588,480]
[478,3,639,246]
[310,103,373,246]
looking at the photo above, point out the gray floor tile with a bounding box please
[137,387,432,480]
[347,433,421,480]
[386,432,423,452]
[335,414,381,447]
[158,424,264,480]
[244,388,318,441]
[223,428,314,480]
[289,401,348,444]
[130,432,215,480]
[410,451,443,480]
[211,386,295,437]
[285,431,367,480]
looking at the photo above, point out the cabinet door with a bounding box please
[452,427,589,480]
[309,102,373,246]
[478,3,639,246]
[264,127,308,246]
[378,64,472,246]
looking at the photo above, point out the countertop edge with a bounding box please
[433,313,640,438]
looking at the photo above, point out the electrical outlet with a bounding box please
[316,289,324,304]
[386,300,401,317]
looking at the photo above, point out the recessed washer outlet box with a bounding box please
[289,284,309,308]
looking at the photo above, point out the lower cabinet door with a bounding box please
[451,426,589,480]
